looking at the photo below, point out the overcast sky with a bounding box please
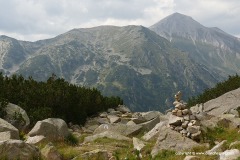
[0,0,239,41]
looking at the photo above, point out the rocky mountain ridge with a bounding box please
[150,12,240,78]
[0,25,221,111]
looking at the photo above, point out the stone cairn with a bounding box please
[170,91,202,141]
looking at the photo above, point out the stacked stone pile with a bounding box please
[169,91,202,141]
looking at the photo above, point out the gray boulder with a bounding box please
[168,114,183,126]
[151,126,200,157]
[107,115,121,123]
[4,103,30,131]
[115,105,131,113]
[94,124,142,136]
[0,140,40,159]
[28,118,70,140]
[0,118,19,140]
[141,111,162,121]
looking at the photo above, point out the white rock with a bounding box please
[219,149,240,160]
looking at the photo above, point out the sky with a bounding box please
[0,0,239,41]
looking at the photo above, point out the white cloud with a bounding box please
[0,0,239,41]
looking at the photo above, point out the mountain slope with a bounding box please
[0,25,220,111]
[150,12,240,78]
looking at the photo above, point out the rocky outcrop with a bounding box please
[79,149,109,160]
[0,118,19,140]
[28,118,70,140]
[4,103,30,131]
[142,121,168,141]
[199,88,240,116]
[0,140,40,159]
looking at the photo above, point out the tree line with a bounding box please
[0,73,123,126]
[187,74,240,107]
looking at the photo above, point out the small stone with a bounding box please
[174,126,183,132]
[180,129,187,134]
[177,110,183,117]
[191,120,200,126]
[191,131,201,141]
[190,115,196,120]
[182,121,189,129]
[183,115,190,121]
[182,109,189,115]
[187,126,200,134]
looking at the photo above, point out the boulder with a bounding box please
[99,112,108,118]
[151,126,201,157]
[41,143,62,160]
[187,126,200,134]
[84,131,131,143]
[4,103,30,131]
[219,149,240,160]
[168,114,183,126]
[97,118,109,124]
[142,121,168,141]
[0,118,19,140]
[115,105,131,113]
[94,124,142,136]
[141,111,162,121]
[25,135,46,145]
[0,140,40,159]
[28,118,70,140]
[107,115,121,123]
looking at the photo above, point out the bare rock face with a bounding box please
[0,118,19,140]
[25,135,47,145]
[28,118,70,140]
[0,140,40,159]
[151,126,201,157]
[142,121,168,141]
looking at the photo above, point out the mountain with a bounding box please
[0,25,221,111]
[150,12,240,78]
